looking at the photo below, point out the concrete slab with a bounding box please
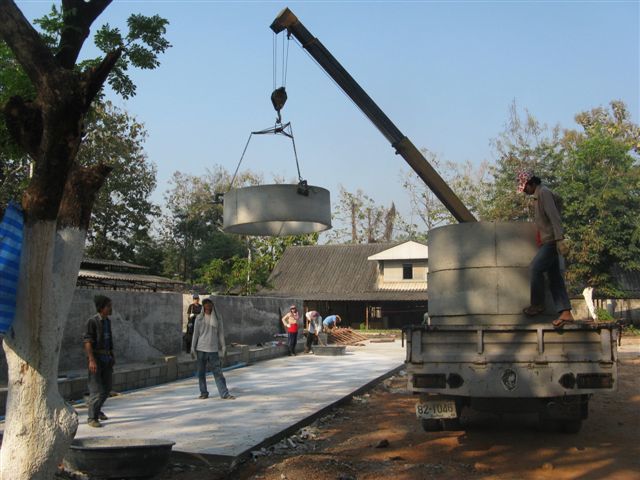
[71,341,404,458]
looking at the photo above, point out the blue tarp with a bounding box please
[0,201,24,334]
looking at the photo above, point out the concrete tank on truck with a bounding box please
[404,222,618,433]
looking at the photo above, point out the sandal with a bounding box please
[552,318,574,328]
[523,305,545,316]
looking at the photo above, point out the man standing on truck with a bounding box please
[518,171,574,328]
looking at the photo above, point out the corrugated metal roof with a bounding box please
[78,269,181,285]
[263,243,428,301]
[376,281,427,291]
[81,258,147,270]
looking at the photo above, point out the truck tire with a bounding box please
[559,419,582,434]
[420,419,442,432]
[538,418,582,434]
[440,418,462,431]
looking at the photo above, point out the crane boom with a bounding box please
[270,7,476,223]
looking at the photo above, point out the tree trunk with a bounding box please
[0,222,86,480]
[350,201,357,243]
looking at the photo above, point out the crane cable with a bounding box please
[228,122,303,190]
[229,33,304,193]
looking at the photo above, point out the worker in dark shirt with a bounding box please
[83,295,115,428]
[184,294,202,352]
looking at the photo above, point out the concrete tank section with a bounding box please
[223,184,332,236]
[428,222,556,325]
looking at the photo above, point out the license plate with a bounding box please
[416,400,457,419]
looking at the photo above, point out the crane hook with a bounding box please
[271,86,288,124]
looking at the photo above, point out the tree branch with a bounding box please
[58,163,112,230]
[0,0,57,89]
[56,0,113,69]
[81,48,122,108]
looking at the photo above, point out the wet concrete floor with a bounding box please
[72,341,405,458]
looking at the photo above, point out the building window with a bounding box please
[403,263,413,280]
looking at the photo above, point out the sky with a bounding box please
[15,0,640,233]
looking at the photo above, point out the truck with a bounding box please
[405,318,618,433]
[404,222,619,433]
[270,8,619,433]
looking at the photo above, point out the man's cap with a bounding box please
[289,305,297,310]
[517,170,535,193]
[192,293,199,299]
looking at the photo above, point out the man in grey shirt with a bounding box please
[190,298,235,399]
[304,310,323,353]
[518,171,574,327]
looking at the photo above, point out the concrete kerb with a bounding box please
[226,363,405,472]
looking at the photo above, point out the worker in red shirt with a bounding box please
[281,305,300,356]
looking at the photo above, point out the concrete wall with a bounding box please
[0,290,300,384]
[0,288,182,383]
[182,294,303,346]
[571,298,640,324]
[60,289,184,371]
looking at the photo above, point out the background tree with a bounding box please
[163,167,320,292]
[484,100,639,300]
[557,101,640,297]
[0,40,33,209]
[197,233,318,295]
[1,9,162,264]
[0,2,169,478]
[401,149,489,238]
[328,186,400,244]
[161,167,260,282]
[483,101,563,221]
[79,101,159,262]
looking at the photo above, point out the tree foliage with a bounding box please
[483,101,563,221]
[0,1,170,478]
[557,102,640,296]
[0,41,32,208]
[401,150,489,236]
[78,101,159,262]
[485,100,639,296]
[328,186,400,243]
[161,167,320,293]
[33,4,170,99]
[161,167,261,282]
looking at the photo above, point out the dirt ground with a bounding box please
[154,353,640,480]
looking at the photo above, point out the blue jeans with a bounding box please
[530,242,571,313]
[196,351,229,398]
